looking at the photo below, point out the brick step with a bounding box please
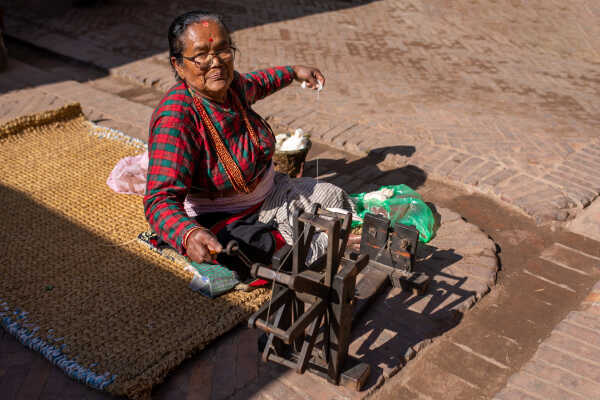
[0,58,152,141]
[4,15,129,70]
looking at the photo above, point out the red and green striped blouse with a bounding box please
[143,66,295,253]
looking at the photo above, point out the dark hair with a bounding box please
[168,11,231,78]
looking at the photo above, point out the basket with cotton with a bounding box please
[272,128,312,177]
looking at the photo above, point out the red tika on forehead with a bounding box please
[202,21,209,27]
[208,37,213,42]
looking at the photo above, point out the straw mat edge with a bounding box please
[0,104,269,399]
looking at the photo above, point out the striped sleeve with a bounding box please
[143,116,200,253]
[241,66,295,105]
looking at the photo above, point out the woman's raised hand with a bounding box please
[292,65,325,90]
[185,228,223,264]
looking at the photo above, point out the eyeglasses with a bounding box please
[181,46,236,69]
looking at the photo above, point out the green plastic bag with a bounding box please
[350,184,436,242]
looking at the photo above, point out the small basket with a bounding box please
[273,140,312,178]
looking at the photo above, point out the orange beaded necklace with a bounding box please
[192,90,261,194]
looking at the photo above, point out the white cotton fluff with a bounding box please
[301,80,324,91]
[275,133,289,151]
[363,187,395,202]
[279,128,310,152]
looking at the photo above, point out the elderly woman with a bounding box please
[144,11,354,275]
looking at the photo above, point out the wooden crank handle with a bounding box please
[224,240,255,268]
[224,240,240,256]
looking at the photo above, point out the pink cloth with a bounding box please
[106,151,148,195]
[107,152,275,216]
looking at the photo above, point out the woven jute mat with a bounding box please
[0,104,269,399]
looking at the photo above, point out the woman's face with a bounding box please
[172,21,234,102]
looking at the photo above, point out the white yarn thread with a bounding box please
[300,79,324,100]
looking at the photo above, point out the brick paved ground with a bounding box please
[493,279,600,400]
[373,204,600,399]
[0,59,152,139]
[0,64,598,398]
[2,0,599,224]
[0,60,503,398]
[568,199,600,242]
[0,81,499,396]
[1,1,600,398]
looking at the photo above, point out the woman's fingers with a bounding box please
[313,69,325,89]
[293,65,326,90]
[205,234,223,253]
[186,229,222,263]
[306,70,320,89]
[187,241,210,263]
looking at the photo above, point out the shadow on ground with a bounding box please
[0,0,379,93]
[156,241,472,399]
[304,144,427,193]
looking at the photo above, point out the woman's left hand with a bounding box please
[292,65,325,90]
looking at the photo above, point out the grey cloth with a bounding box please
[258,173,356,262]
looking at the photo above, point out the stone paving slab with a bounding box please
[567,197,600,243]
[493,280,600,400]
[2,0,599,225]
